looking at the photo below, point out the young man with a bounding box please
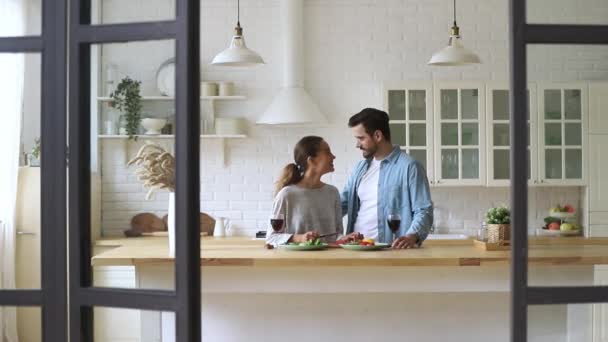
[341,108,433,248]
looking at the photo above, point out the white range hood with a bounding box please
[257,0,327,125]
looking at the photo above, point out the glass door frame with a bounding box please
[0,1,68,341]
[509,1,608,341]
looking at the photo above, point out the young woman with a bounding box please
[266,136,355,246]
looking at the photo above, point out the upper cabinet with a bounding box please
[384,82,434,182]
[589,83,608,135]
[538,83,588,185]
[486,83,538,186]
[383,81,591,187]
[433,82,486,186]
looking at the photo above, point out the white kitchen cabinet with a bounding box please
[589,135,608,212]
[589,83,608,135]
[433,82,486,186]
[538,83,588,186]
[383,82,434,182]
[486,83,538,186]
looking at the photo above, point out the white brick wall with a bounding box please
[96,0,603,236]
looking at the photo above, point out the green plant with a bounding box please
[31,137,41,159]
[110,77,142,140]
[485,206,510,225]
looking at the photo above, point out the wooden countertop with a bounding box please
[91,236,608,267]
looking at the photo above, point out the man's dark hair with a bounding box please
[348,108,391,141]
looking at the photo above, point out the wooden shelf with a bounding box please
[97,95,246,101]
[98,134,247,167]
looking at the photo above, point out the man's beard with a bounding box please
[361,146,376,159]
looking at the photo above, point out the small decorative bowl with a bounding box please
[141,118,167,135]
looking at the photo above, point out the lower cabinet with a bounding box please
[93,266,140,342]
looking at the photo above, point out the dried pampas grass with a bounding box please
[127,141,175,199]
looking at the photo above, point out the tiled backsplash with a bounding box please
[99,134,582,237]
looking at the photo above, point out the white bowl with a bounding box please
[141,118,167,135]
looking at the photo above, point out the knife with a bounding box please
[317,232,338,238]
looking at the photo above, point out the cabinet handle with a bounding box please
[430,180,434,184]
[540,179,544,183]
[436,180,441,184]
[17,231,36,236]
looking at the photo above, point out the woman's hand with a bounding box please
[292,231,319,243]
[336,232,363,244]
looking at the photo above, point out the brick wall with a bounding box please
[96,0,606,236]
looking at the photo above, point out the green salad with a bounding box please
[288,238,323,246]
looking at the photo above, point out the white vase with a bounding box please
[168,192,175,257]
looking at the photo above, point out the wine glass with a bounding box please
[270,214,285,233]
[387,214,401,242]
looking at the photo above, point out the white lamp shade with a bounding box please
[211,35,265,67]
[257,87,327,125]
[428,36,481,66]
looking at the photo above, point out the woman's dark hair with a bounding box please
[348,107,391,141]
[275,136,324,195]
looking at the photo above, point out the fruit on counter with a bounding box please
[548,222,561,231]
[549,206,562,214]
[549,204,576,214]
[563,204,575,213]
[544,216,561,225]
[560,223,577,231]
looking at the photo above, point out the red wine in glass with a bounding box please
[270,214,285,233]
[387,214,401,240]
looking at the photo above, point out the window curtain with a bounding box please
[0,0,26,341]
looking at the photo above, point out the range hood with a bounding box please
[257,0,327,125]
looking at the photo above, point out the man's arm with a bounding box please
[340,165,358,217]
[405,161,434,242]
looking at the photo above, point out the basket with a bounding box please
[487,224,510,244]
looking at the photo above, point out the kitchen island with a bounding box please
[93,236,608,342]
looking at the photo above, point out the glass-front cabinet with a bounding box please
[486,83,538,186]
[433,83,486,185]
[538,83,588,185]
[384,83,434,182]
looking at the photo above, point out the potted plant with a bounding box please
[109,76,142,140]
[29,137,41,167]
[485,206,510,244]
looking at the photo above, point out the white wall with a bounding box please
[20,0,607,236]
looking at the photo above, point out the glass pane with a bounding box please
[545,149,562,179]
[441,123,458,146]
[493,150,510,180]
[440,89,458,119]
[528,304,593,342]
[441,149,459,179]
[3,53,41,289]
[461,89,479,119]
[408,90,426,120]
[565,149,582,179]
[92,1,176,24]
[545,123,562,146]
[3,306,41,342]
[0,0,40,37]
[461,123,478,145]
[409,150,427,170]
[462,149,479,179]
[565,123,582,146]
[564,89,582,119]
[493,90,510,120]
[390,123,406,146]
[388,90,406,120]
[494,123,510,146]
[94,307,174,342]
[528,0,608,25]
[544,89,562,119]
[409,123,426,146]
[94,41,177,290]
